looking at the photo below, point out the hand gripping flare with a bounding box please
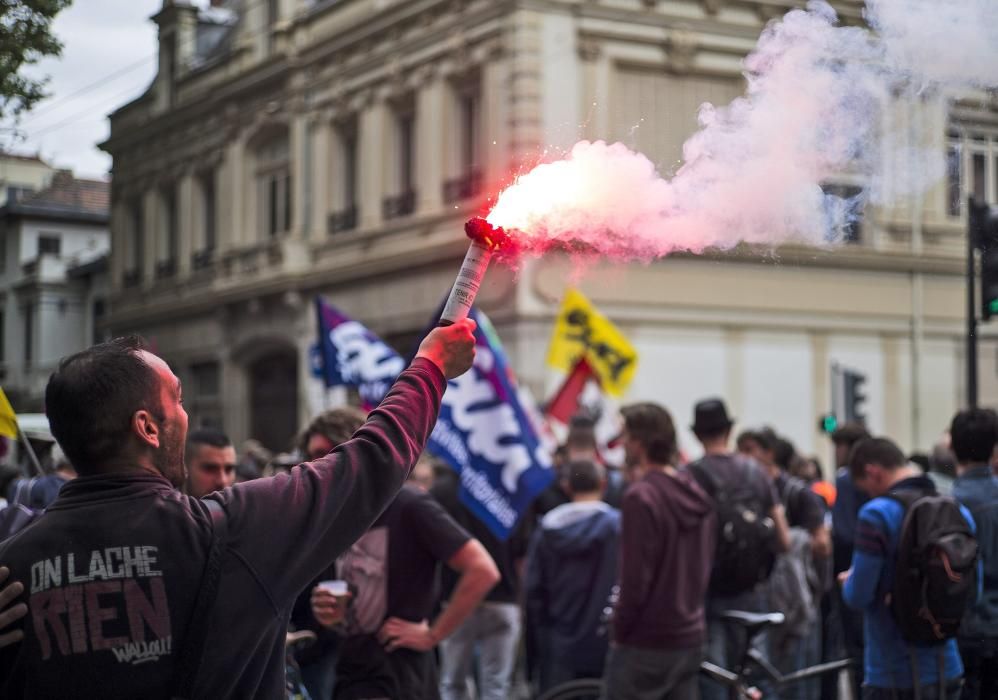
[438,217,511,326]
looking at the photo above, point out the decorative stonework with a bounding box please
[665,28,699,75]
[756,4,784,23]
[577,37,602,63]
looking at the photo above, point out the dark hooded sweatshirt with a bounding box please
[525,501,620,681]
[0,359,446,699]
[613,469,716,649]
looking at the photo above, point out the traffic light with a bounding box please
[819,413,839,434]
[843,369,867,425]
[972,199,998,320]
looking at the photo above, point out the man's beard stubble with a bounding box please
[153,421,188,489]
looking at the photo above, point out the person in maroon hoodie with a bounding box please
[0,321,476,699]
[604,402,717,700]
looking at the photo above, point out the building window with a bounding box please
[444,77,483,203]
[157,185,178,279]
[125,198,144,287]
[329,118,359,234]
[202,171,216,251]
[6,186,33,202]
[822,183,865,244]
[255,132,292,239]
[268,0,279,47]
[92,298,106,345]
[37,234,61,256]
[947,133,962,217]
[191,361,221,398]
[383,100,416,219]
[23,304,33,367]
[948,128,998,216]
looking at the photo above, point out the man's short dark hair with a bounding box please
[772,435,796,471]
[738,429,774,453]
[185,428,233,463]
[621,402,677,465]
[564,459,604,494]
[45,337,161,475]
[298,407,367,454]
[950,408,998,465]
[848,437,906,482]
[832,423,870,449]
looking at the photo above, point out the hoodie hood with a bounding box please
[644,470,713,531]
[540,501,619,555]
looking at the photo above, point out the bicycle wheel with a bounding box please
[535,678,605,700]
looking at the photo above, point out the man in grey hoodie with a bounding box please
[525,459,620,693]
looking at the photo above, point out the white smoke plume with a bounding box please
[487,0,998,260]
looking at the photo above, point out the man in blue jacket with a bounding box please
[841,437,973,699]
[949,409,998,700]
[525,459,620,693]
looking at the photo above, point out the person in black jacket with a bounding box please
[0,324,475,699]
[525,459,620,694]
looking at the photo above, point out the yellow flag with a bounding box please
[546,289,638,397]
[0,387,18,439]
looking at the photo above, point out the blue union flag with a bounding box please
[313,296,554,539]
[427,309,554,540]
[314,297,405,407]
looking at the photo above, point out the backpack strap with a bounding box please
[170,499,228,700]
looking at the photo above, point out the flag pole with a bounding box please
[16,426,43,477]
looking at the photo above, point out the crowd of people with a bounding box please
[0,329,995,700]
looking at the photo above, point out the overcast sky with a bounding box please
[2,0,190,179]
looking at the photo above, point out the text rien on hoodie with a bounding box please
[29,546,169,662]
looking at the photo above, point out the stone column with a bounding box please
[142,189,158,289]
[290,110,308,240]
[416,70,445,214]
[310,117,331,242]
[359,96,387,229]
[224,136,248,250]
[177,171,196,278]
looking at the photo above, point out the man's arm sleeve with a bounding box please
[842,507,887,610]
[215,358,447,603]
[613,492,659,640]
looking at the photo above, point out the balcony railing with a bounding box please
[328,205,358,234]
[123,269,142,288]
[155,258,176,279]
[382,190,416,220]
[192,249,215,271]
[443,170,483,204]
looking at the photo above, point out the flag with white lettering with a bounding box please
[314,297,406,407]
[428,309,555,540]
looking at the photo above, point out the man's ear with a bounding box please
[132,410,161,449]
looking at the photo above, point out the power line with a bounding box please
[25,54,157,123]
[21,0,271,136]
[29,79,163,139]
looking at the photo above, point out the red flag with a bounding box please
[545,357,597,424]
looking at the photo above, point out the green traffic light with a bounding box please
[989,299,998,315]
[822,415,838,433]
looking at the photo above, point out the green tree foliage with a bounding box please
[0,0,73,121]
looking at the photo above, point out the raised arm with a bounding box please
[216,319,477,603]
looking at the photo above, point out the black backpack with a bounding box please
[690,456,777,596]
[889,488,978,644]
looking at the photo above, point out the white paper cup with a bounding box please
[318,580,348,596]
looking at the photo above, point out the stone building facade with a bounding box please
[101,0,998,462]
